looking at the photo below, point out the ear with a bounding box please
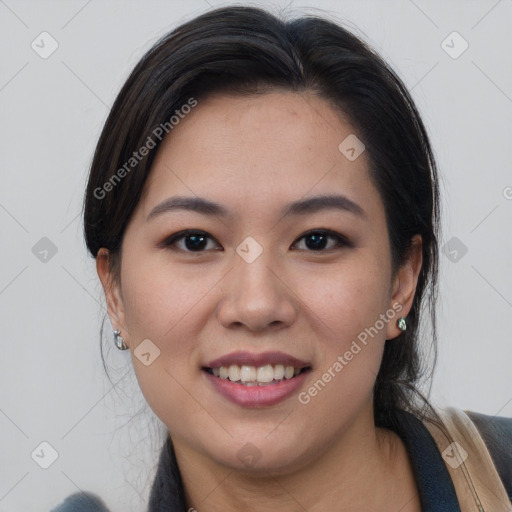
[96,248,130,348]
[386,234,423,340]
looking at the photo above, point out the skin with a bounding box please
[97,90,423,511]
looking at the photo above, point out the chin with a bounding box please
[201,430,315,476]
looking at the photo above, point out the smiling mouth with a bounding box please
[203,364,312,386]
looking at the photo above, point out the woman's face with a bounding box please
[98,91,420,474]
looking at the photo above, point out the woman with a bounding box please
[53,5,511,512]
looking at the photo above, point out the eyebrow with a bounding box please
[146,194,366,222]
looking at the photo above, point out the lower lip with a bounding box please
[204,370,309,407]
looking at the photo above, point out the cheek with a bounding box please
[295,254,391,404]
[121,261,206,429]
[299,254,391,342]
[296,281,387,429]
[120,253,216,343]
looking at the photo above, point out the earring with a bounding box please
[397,317,407,332]
[113,329,129,350]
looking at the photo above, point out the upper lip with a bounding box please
[204,351,311,369]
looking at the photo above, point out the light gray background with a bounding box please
[1,0,511,510]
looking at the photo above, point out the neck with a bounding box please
[172,407,421,512]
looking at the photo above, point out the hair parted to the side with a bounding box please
[82,5,441,430]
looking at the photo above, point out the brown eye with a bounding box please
[161,230,221,252]
[160,228,350,254]
[292,230,350,251]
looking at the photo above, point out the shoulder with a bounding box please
[465,409,512,443]
[50,491,111,512]
[465,409,512,501]
[428,407,512,504]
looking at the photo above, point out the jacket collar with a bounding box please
[391,409,461,512]
[147,409,460,511]
[147,437,186,512]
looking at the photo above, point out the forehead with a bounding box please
[135,91,383,225]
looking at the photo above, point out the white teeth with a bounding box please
[256,364,274,383]
[210,363,306,385]
[228,364,241,382]
[284,366,294,379]
[273,364,285,380]
[240,365,256,382]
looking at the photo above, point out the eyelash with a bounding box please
[159,229,351,254]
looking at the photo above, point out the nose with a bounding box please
[216,249,297,333]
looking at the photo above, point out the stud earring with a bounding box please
[397,317,407,332]
[113,329,129,350]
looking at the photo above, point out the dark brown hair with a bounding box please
[82,5,440,428]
